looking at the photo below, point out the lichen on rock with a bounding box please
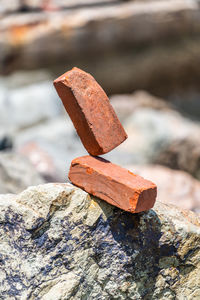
[0,183,199,299]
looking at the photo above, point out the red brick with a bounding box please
[68,156,157,213]
[54,67,127,156]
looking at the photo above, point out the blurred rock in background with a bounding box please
[1,0,200,111]
[0,152,44,194]
[128,164,200,213]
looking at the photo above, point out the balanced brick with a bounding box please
[54,67,127,156]
[68,155,157,213]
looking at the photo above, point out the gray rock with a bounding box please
[0,0,20,15]
[0,183,199,299]
[110,91,172,122]
[11,90,200,182]
[0,78,62,131]
[155,137,200,180]
[15,116,87,181]
[0,152,44,194]
[0,70,52,88]
[112,104,200,169]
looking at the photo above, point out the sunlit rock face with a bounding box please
[0,183,199,299]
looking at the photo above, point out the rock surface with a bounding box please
[113,97,200,175]
[0,78,62,131]
[155,137,200,180]
[0,183,199,299]
[0,152,44,194]
[15,116,88,181]
[110,91,172,122]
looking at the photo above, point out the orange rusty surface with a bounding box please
[10,25,30,44]
[68,155,157,213]
[8,21,47,45]
[54,67,127,156]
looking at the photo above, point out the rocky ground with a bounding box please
[0,183,199,299]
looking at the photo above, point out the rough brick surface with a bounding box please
[68,155,157,213]
[54,67,127,156]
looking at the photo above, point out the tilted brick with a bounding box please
[54,67,127,156]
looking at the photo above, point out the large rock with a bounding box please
[0,0,21,15]
[110,94,200,178]
[0,183,199,299]
[0,152,44,193]
[118,95,200,178]
[0,76,62,131]
[15,116,87,181]
[1,0,200,97]
[155,137,200,180]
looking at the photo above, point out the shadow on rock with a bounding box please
[90,200,163,299]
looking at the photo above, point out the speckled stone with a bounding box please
[0,183,199,299]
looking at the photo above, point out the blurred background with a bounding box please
[1,0,200,212]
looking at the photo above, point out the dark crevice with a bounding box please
[28,204,60,239]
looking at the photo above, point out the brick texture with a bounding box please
[54,67,127,156]
[68,155,157,213]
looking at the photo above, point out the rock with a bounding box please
[169,90,200,119]
[19,142,58,182]
[117,95,200,177]
[15,116,88,181]
[128,164,200,213]
[1,0,200,97]
[0,69,52,88]
[111,100,200,171]
[0,152,44,194]
[0,183,199,299]
[0,79,62,131]
[110,91,172,122]
[155,137,200,180]
[0,0,21,15]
